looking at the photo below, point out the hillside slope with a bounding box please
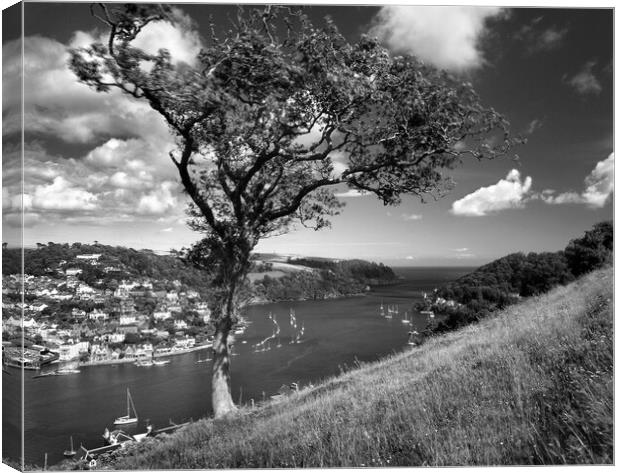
[89,267,613,468]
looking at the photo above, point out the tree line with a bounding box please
[425,221,612,333]
[2,242,396,303]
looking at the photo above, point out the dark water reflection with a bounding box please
[2,267,471,466]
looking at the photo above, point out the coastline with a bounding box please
[77,344,212,367]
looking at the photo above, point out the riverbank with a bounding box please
[78,344,212,367]
[88,267,612,468]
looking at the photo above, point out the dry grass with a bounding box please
[90,267,613,469]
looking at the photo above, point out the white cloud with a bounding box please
[451,169,533,216]
[131,9,202,67]
[137,181,179,215]
[565,61,602,95]
[161,227,174,233]
[4,35,176,150]
[542,153,613,208]
[30,176,98,211]
[335,189,368,198]
[452,248,470,252]
[370,6,504,72]
[405,255,415,260]
[402,213,423,221]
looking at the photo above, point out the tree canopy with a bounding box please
[70,3,519,417]
[70,5,517,254]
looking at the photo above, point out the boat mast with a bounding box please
[127,388,137,418]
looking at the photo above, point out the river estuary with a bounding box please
[2,267,472,466]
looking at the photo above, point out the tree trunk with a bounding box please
[211,320,237,418]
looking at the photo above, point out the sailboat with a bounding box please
[401,311,411,324]
[114,388,138,425]
[63,436,76,457]
[407,330,419,346]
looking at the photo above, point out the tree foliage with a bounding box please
[427,221,612,334]
[564,221,613,277]
[69,3,518,416]
[70,5,517,274]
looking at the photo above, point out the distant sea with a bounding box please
[2,266,473,467]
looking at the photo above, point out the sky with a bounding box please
[1,1,614,266]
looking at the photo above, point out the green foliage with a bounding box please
[428,221,612,334]
[564,221,613,277]
[70,4,518,322]
[253,258,396,301]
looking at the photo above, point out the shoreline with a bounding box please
[77,344,212,367]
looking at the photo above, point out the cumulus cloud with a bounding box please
[450,154,613,219]
[2,35,177,146]
[30,176,98,211]
[541,153,613,208]
[2,143,187,229]
[137,181,179,215]
[130,8,202,66]
[370,6,504,72]
[564,61,602,95]
[402,213,423,221]
[451,169,533,216]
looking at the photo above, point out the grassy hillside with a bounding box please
[87,267,613,468]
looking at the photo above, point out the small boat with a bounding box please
[152,359,170,366]
[113,388,138,425]
[56,369,81,375]
[420,310,435,318]
[32,371,58,379]
[134,358,153,367]
[63,436,77,457]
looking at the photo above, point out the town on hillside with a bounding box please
[2,244,398,371]
[2,251,217,370]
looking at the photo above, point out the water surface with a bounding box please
[2,266,471,466]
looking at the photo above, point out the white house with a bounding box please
[165,292,179,302]
[174,337,195,349]
[174,319,188,330]
[76,254,101,261]
[153,310,172,321]
[76,284,95,295]
[65,268,82,276]
[58,341,90,361]
[88,310,109,322]
[103,332,126,343]
[119,314,137,326]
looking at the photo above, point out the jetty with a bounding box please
[79,420,192,463]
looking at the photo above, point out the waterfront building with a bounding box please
[58,341,90,361]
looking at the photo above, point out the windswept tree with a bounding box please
[70,4,519,417]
